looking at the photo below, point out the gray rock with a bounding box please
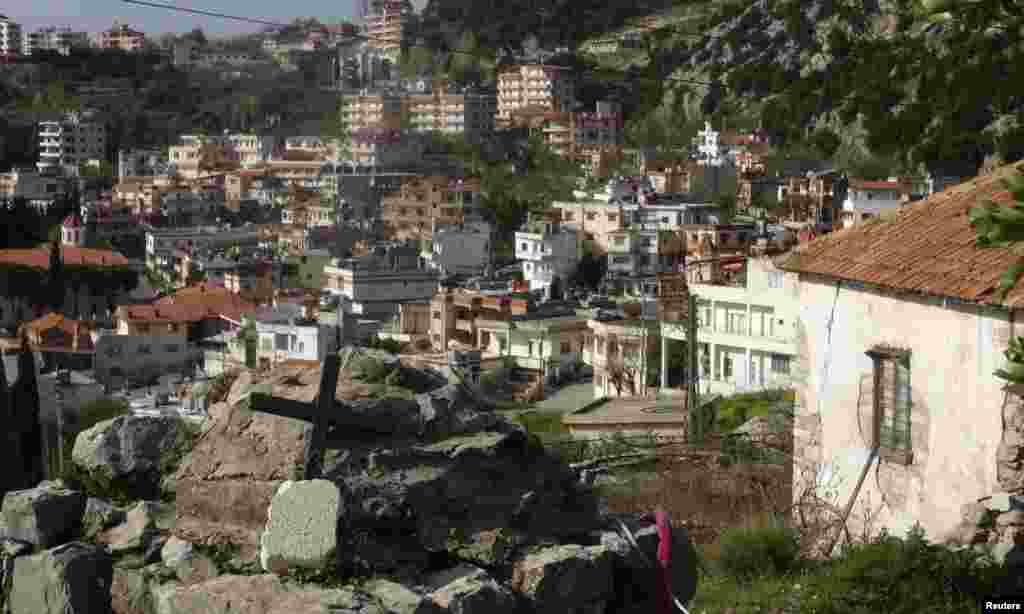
[82,497,126,540]
[986,493,1024,513]
[100,501,173,554]
[152,574,380,614]
[0,539,31,613]
[363,578,442,614]
[510,544,615,614]
[0,480,86,547]
[72,415,196,500]
[426,566,519,614]
[260,480,341,575]
[415,384,509,440]
[8,542,112,614]
[160,536,194,568]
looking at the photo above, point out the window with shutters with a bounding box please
[867,347,913,465]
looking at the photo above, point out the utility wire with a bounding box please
[120,0,718,88]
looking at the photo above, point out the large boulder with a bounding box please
[0,539,31,613]
[72,415,197,500]
[363,578,442,614]
[8,542,113,614]
[82,497,126,540]
[425,565,519,614]
[0,480,87,547]
[510,544,616,614]
[172,369,321,559]
[152,574,384,614]
[334,427,601,574]
[415,384,506,440]
[99,501,174,555]
[260,480,341,575]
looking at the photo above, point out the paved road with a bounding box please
[530,381,596,414]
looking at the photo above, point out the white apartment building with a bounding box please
[117,148,164,178]
[37,111,108,174]
[841,178,904,228]
[497,64,576,127]
[694,121,724,167]
[425,220,492,276]
[22,26,88,56]
[660,257,799,396]
[515,218,579,291]
[0,15,21,56]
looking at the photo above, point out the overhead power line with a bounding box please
[120,0,718,89]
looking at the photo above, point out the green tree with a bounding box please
[399,46,437,80]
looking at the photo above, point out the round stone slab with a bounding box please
[260,480,340,575]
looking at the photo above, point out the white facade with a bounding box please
[169,133,268,178]
[250,320,338,366]
[145,227,261,269]
[37,112,108,173]
[426,221,491,276]
[792,275,1012,544]
[0,169,67,211]
[0,15,21,56]
[841,179,904,228]
[695,121,724,167]
[22,26,88,56]
[515,223,579,291]
[661,257,799,396]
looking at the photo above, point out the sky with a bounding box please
[6,0,360,36]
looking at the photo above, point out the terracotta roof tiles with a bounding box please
[779,161,1024,308]
[0,246,129,269]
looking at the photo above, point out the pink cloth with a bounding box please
[655,510,673,614]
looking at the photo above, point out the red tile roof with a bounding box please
[849,178,901,190]
[115,283,257,322]
[779,161,1024,308]
[0,246,129,269]
[18,313,95,352]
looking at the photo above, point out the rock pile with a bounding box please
[0,356,701,613]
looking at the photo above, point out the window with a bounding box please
[432,311,441,320]
[564,212,575,221]
[561,341,571,354]
[165,344,181,353]
[767,272,783,289]
[520,242,528,252]
[868,348,913,464]
[274,333,289,351]
[138,344,152,355]
[607,213,617,222]
[586,212,596,221]
[723,354,733,378]
[770,354,790,374]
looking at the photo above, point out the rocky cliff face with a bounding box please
[0,355,698,613]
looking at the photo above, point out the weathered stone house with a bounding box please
[778,161,1024,543]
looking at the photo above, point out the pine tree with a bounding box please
[48,240,64,314]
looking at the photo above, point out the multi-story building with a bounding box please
[0,15,21,57]
[169,134,268,179]
[659,256,798,396]
[95,21,146,51]
[515,214,579,291]
[497,64,576,129]
[365,0,412,55]
[518,100,623,176]
[37,111,108,174]
[777,169,848,228]
[340,91,403,131]
[22,26,88,56]
[281,193,335,228]
[404,85,496,143]
[428,288,589,384]
[0,168,69,212]
[587,314,660,398]
[424,220,492,276]
[321,250,439,319]
[117,148,165,179]
[381,175,481,241]
[145,227,261,271]
[840,177,905,228]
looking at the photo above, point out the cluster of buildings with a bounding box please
[0,16,145,57]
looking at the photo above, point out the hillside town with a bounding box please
[1,1,1024,613]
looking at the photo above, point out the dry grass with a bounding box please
[602,440,793,546]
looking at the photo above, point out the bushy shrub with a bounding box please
[802,524,1000,613]
[717,519,801,581]
[367,335,402,354]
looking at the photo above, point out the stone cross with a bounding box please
[249,353,341,480]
